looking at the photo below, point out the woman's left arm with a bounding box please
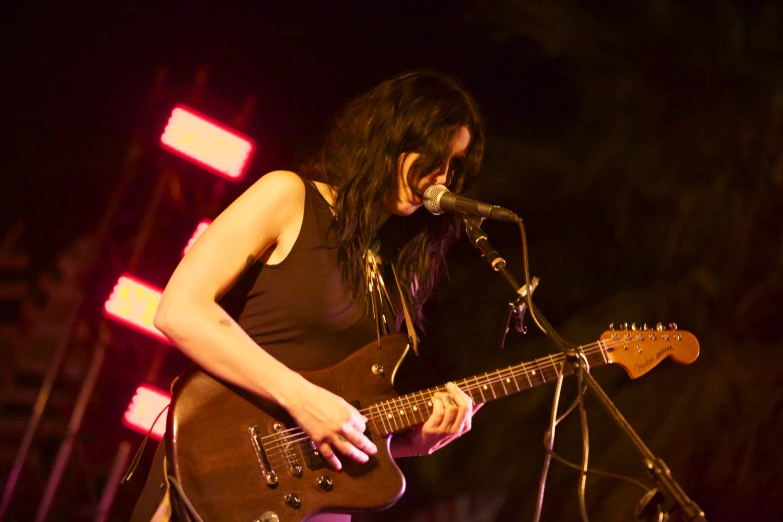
[390,382,482,458]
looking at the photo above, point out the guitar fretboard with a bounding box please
[369,345,607,436]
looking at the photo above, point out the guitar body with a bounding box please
[167,333,411,522]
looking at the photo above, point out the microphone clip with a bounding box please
[499,276,540,349]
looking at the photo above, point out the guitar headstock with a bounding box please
[600,322,700,379]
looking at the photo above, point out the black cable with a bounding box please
[121,404,169,483]
[514,218,653,520]
[576,360,590,522]
[168,475,206,522]
[542,387,651,493]
[533,361,567,522]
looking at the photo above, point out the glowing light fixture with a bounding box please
[103,274,170,344]
[122,384,171,440]
[183,219,212,256]
[160,105,254,180]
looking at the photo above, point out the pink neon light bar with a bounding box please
[122,384,171,440]
[160,105,255,180]
[183,219,212,256]
[103,274,170,344]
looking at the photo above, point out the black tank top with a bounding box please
[220,177,379,371]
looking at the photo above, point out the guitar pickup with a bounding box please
[304,439,328,470]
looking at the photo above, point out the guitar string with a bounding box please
[264,330,687,460]
[259,338,633,457]
[265,335,687,470]
[260,338,631,457]
[261,335,669,466]
[262,330,682,447]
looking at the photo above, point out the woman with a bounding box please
[132,70,486,521]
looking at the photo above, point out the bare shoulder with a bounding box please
[158,170,307,302]
[246,170,305,202]
[227,169,307,244]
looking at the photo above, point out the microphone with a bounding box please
[423,185,519,222]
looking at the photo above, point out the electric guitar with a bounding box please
[166,324,699,522]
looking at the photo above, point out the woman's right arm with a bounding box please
[153,170,376,469]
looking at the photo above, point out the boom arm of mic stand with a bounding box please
[461,215,707,522]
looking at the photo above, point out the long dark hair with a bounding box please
[302,70,485,330]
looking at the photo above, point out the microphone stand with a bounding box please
[461,215,706,522]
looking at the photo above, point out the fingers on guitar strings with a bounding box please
[445,383,470,434]
[431,393,459,433]
[317,442,342,470]
[333,424,375,463]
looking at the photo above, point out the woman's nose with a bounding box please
[430,166,449,186]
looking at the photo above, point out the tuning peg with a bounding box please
[608,323,615,331]
[655,322,666,331]
[643,323,649,330]
[624,322,629,331]
[631,323,638,331]
[668,323,678,331]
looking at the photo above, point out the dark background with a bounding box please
[2,2,782,521]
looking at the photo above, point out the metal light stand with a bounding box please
[461,215,706,522]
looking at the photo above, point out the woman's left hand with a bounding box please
[392,382,482,457]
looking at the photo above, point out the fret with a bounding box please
[382,401,396,435]
[406,393,421,424]
[464,380,481,405]
[473,375,487,403]
[596,341,609,364]
[420,392,430,422]
[410,396,421,427]
[421,390,434,418]
[520,362,534,388]
[496,369,509,396]
[508,365,521,392]
[384,400,401,432]
[457,379,470,399]
[484,372,498,400]
[397,396,411,430]
[395,397,410,430]
[548,354,561,380]
[533,359,546,383]
[372,403,389,436]
[406,394,422,427]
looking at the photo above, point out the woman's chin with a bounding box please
[383,199,421,216]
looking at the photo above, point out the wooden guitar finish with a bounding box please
[167,334,411,522]
[167,326,700,522]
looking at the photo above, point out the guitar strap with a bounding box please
[390,262,420,356]
[364,247,419,356]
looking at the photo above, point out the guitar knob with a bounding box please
[668,323,678,331]
[254,513,280,522]
[284,493,301,509]
[317,475,334,491]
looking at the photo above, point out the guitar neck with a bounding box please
[368,343,608,436]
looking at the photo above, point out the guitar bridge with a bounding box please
[274,423,304,477]
[248,426,278,487]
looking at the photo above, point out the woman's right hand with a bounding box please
[283,379,378,470]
